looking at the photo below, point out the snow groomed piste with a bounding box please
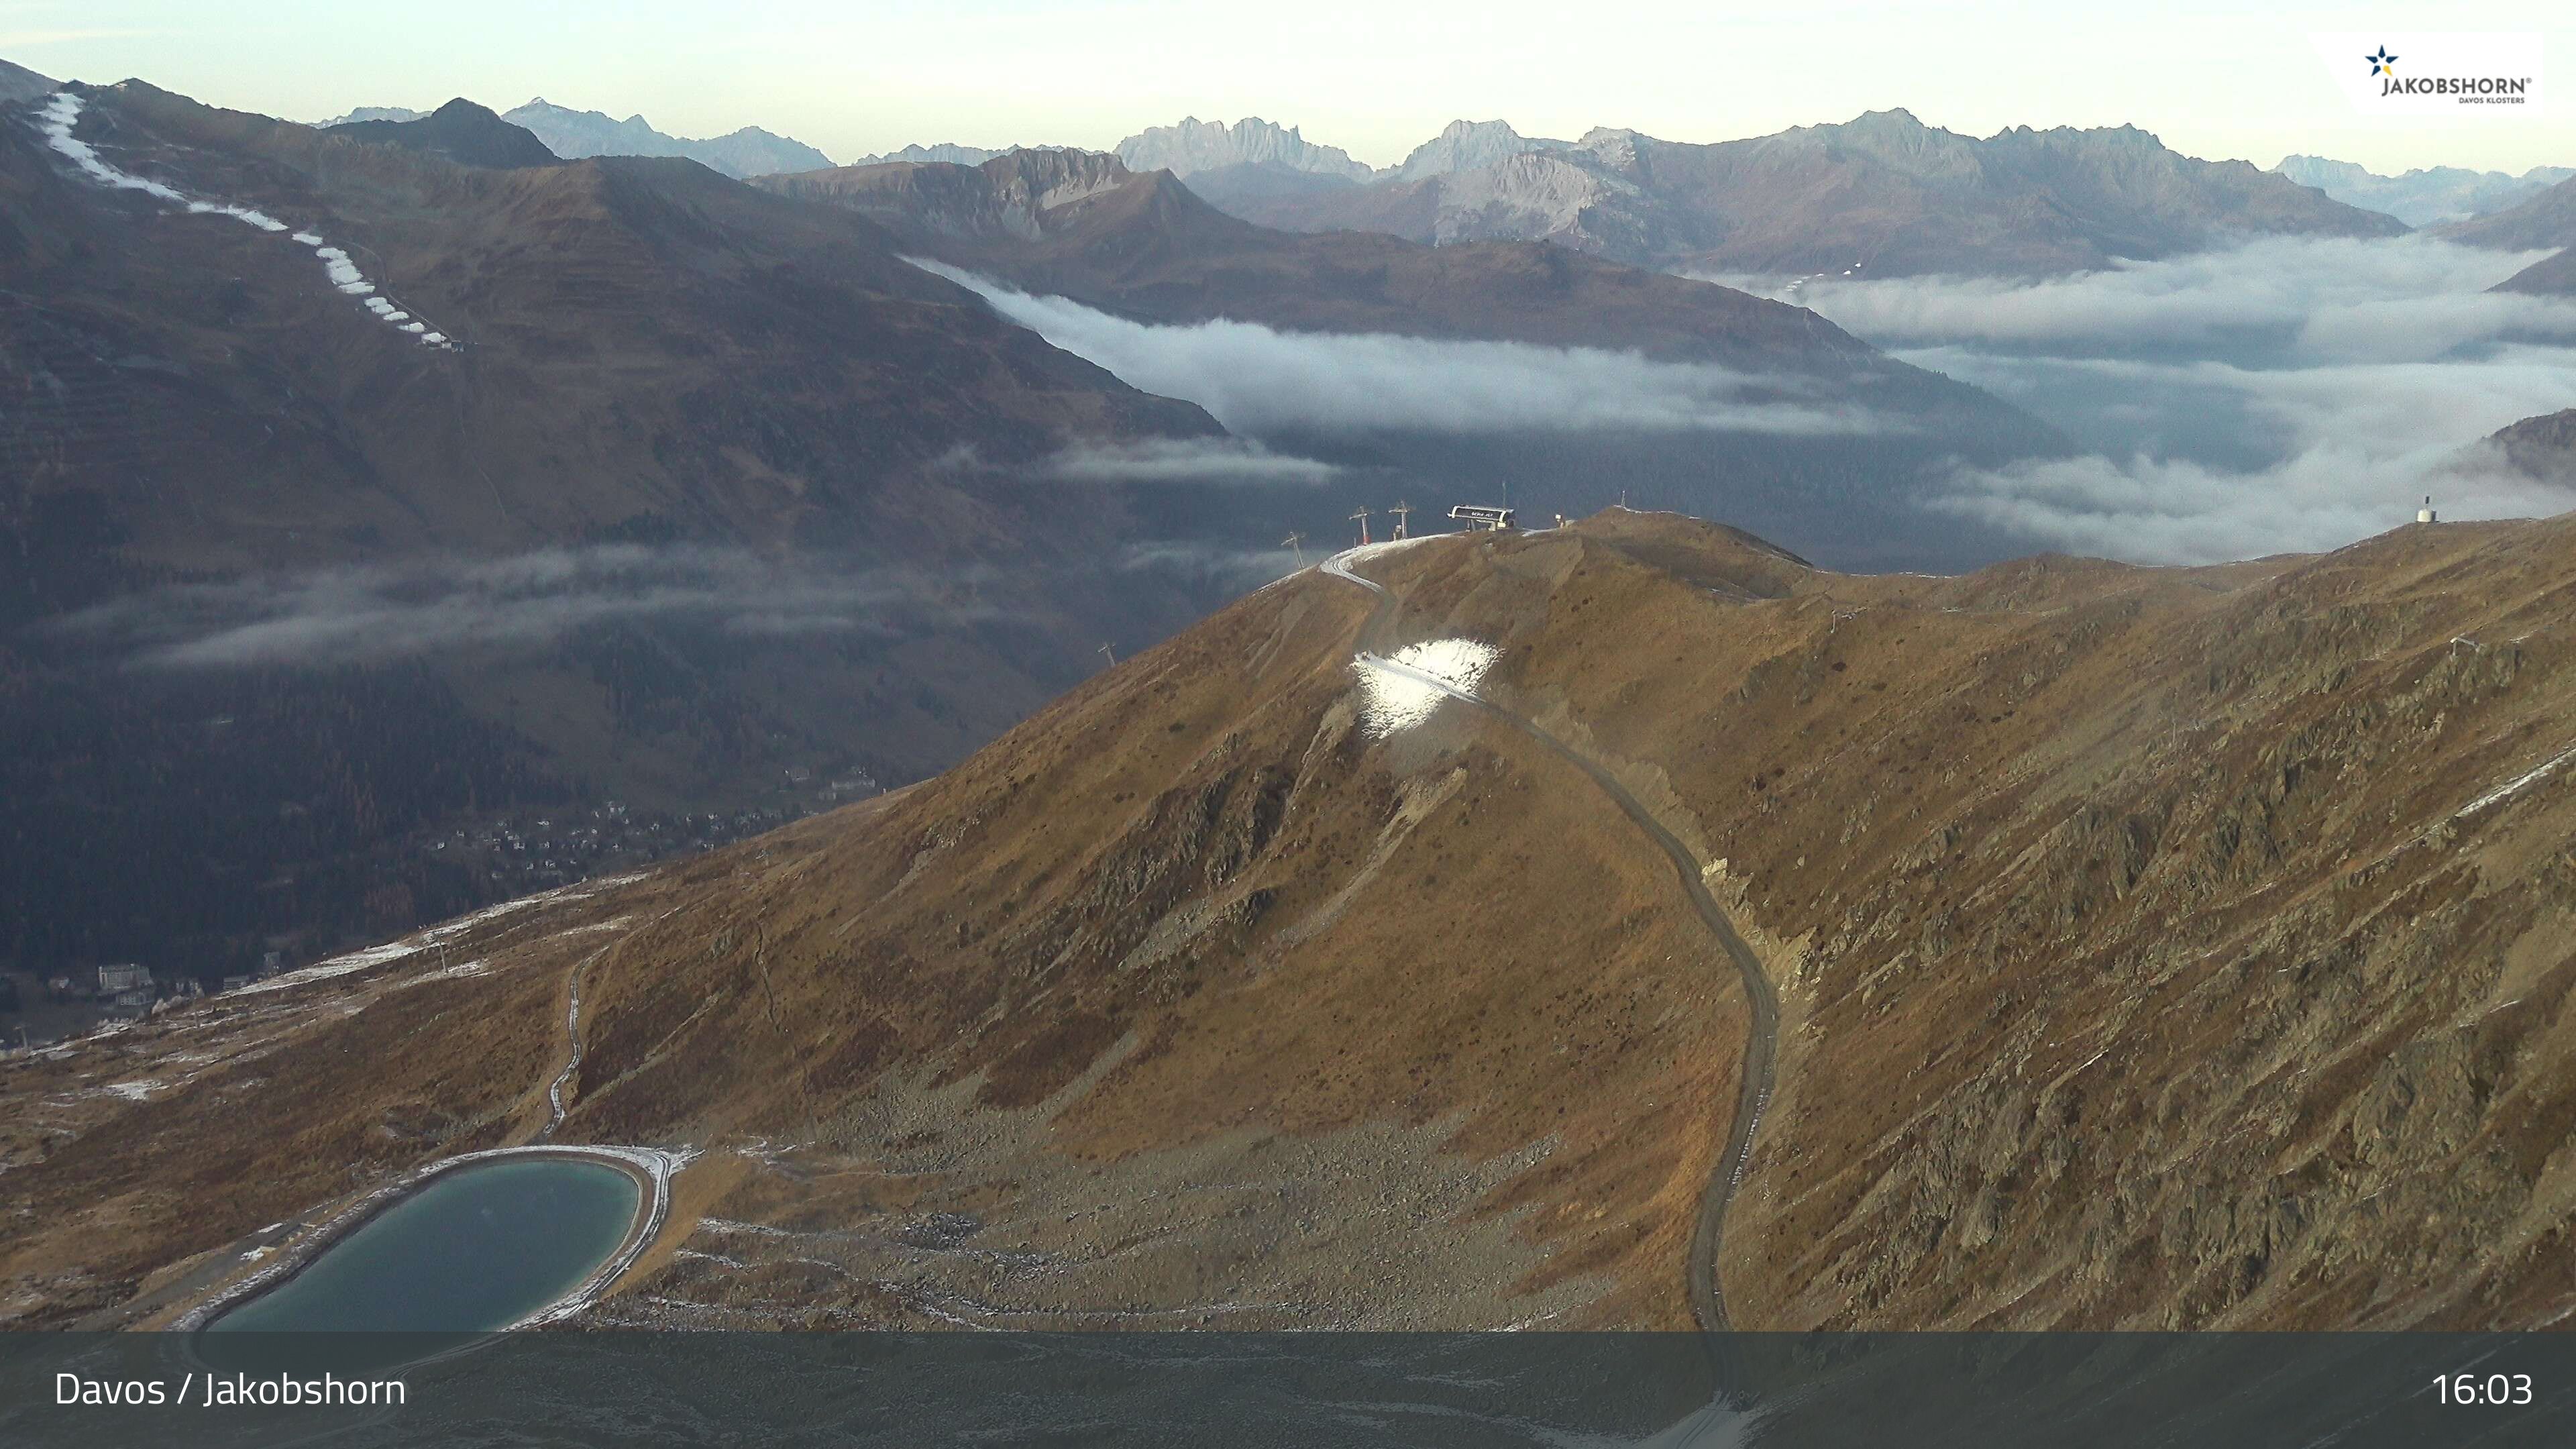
[37,89,458,350]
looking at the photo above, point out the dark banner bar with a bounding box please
[5,1331,2571,1447]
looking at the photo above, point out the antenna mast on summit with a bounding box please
[1282,530,1306,566]
[1350,506,1373,547]
[1390,502,1412,540]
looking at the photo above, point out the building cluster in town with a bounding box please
[3,763,883,1056]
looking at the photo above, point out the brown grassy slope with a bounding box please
[1532,513,2576,1329]
[8,509,2576,1331]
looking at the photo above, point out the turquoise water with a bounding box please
[207,1157,642,1334]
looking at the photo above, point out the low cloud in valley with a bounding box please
[912,260,1902,439]
[1729,237,2576,563]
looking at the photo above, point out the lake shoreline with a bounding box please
[172,1144,685,1334]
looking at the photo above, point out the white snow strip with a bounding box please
[38,92,455,350]
[1354,638,1499,737]
[1332,534,1442,568]
[696,1217,795,1238]
[231,941,417,995]
[386,958,490,992]
[186,200,287,231]
[101,1080,162,1101]
[2455,743,2576,820]
[38,91,186,202]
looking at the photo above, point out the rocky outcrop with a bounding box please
[1209,107,2411,277]
[1389,119,1571,180]
[1116,115,1376,181]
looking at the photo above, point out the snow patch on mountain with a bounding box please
[1355,639,1499,738]
[39,92,455,349]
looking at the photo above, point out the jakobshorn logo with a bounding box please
[2312,33,2543,117]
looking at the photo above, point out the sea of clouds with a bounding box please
[1725,235,2576,564]
[910,260,1901,439]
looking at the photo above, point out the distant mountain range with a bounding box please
[843,141,1010,168]
[1185,109,2408,278]
[288,98,2525,280]
[756,145,2068,564]
[325,97,560,169]
[2438,174,2576,294]
[1115,115,1375,181]
[832,109,2416,279]
[2273,155,2573,227]
[318,97,837,178]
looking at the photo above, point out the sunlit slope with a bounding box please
[11,509,2576,1331]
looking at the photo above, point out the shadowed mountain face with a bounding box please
[14,511,2576,1337]
[2493,408,2576,479]
[0,80,1256,983]
[1194,109,2409,278]
[325,98,561,170]
[2440,175,2576,294]
[6,83,1220,573]
[0,56,52,105]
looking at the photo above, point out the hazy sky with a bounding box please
[5,1,2567,174]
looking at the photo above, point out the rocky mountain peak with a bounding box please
[1392,118,1574,181]
[325,97,560,170]
[1115,115,1375,181]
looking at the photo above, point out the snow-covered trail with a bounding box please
[2455,741,2576,820]
[543,947,609,1138]
[36,90,456,350]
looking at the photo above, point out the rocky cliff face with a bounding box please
[760,148,1141,242]
[1208,108,2411,277]
[1389,118,1571,180]
[843,140,1011,168]
[1116,115,1377,181]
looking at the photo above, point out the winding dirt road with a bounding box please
[1324,545,1780,1333]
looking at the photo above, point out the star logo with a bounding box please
[2366,46,2398,77]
